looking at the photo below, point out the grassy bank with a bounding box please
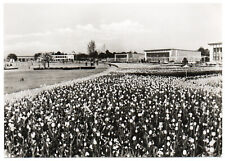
[4,67,107,94]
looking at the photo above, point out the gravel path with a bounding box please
[4,66,117,104]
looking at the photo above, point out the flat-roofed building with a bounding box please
[144,48,201,63]
[52,54,74,62]
[208,42,222,64]
[114,52,145,62]
[17,56,34,62]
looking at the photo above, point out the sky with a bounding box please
[4,3,222,56]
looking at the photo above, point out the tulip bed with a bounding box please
[4,73,222,157]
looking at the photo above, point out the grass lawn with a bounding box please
[4,67,107,94]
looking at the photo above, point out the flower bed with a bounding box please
[4,73,222,157]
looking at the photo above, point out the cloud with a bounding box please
[4,20,151,55]
[100,20,148,34]
[5,31,52,40]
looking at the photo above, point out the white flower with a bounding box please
[109,141,112,146]
[157,150,163,156]
[65,122,69,127]
[46,138,50,142]
[209,147,215,153]
[93,139,97,145]
[190,126,193,130]
[163,130,167,134]
[93,128,97,132]
[76,128,79,132]
[167,136,170,140]
[209,139,216,146]
[167,141,171,146]
[9,123,15,131]
[31,132,35,138]
[203,130,206,135]
[132,136,137,141]
[97,131,100,137]
[85,152,89,156]
[189,137,194,143]
[211,132,216,136]
[183,150,187,155]
[113,145,119,150]
[51,123,55,128]
[138,113,143,117]
[149,130,152,135]
[18,133,22,138]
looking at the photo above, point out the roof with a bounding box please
[144,48,199,52]
[208,42,222,45]
[17,56,34,58]
[115,52,144,55]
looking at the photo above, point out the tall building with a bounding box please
[208,42,222,64]
[144,48,201,63]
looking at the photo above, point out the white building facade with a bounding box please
[144,49,201,63]
[52,54,74,62]
[114,53,145,62]
[208,42,222,64]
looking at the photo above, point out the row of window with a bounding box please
[54,56,67,58]
[213,47,222,53]
[146,52,170,57]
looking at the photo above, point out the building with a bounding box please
[114,52,145,62]
[144,48,201,63]
[17,56,34,62]
[52,54,74,62]
[208,42,222,64]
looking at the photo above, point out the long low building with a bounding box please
[144,48,201,63]
[17,56,34,62]
[114,52,145,62]
[51,54,74,62]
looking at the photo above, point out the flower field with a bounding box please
[4,72,222,157]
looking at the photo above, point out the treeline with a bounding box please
[33,50,130,61]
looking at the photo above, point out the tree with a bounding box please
[182,57,188,65]
[198,47,210,56]
[99,52,106,59]
[41,53,53,68]
[106,50,114,58]
[34,53,42,61]
[87,40,96,59]
[198,47,210,62]
[7,53,17,61]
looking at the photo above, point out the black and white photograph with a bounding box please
[2,0,223,158]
